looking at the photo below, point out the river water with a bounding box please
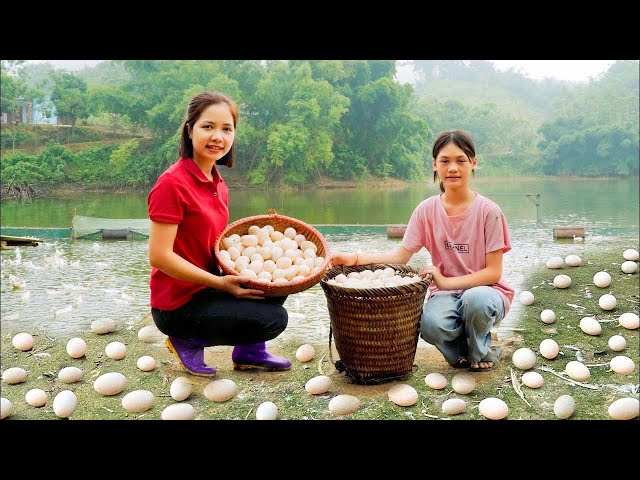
[1,177,638,347]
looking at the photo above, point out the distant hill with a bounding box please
[416,78,548,128]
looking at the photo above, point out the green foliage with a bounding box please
[109,139,140,177]
[50,72,89,129]
[4,59,637,189]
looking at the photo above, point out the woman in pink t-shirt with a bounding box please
[331,130,514,372]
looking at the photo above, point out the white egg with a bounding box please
[540,309,556,324]
[598,294,617,311]
[621,261,637,274]
[122,390,155,413]
[564,254,582,267]
[565,361,590,381]
[270,230,284,242]
[170,376,192,401]
[539,339,560,360]
[295,344,315,362]
[300,240,317,253]
[546,256,564,269]
[94,372,127,395]
[25,388,48,407]
[553,274,572,289]
[305,375,332,395]
[441,398,466,415]
[512,348,536,370]
[579,317,602,336]
[521,371,544,388]
[2,367,27,384]
[138,325,166,343]
[608,335,626,351]
[66,337,87,358]
[424,372,447,390]
[204,379,238,402]
[222,237,235,249]
[593,271,612,288]
[241,234,258,247]
[618,312,639,330]
[388,384,418,407]
[256,401,279,420]
[283,227,297,239]
[608,397,639,420]
[519,291,534,305]
[137,356,156,372]
[623,249,639,261]
[53,390,77,418]
[243,246,257,259]
[91,318,117,334]
[478,397,508,420]
[328,394,360,416]
[162,403,195,420]
[0,398,12,419]
[227,246,240,260]
[451,373,476,394]
[12,332,34,351]
[58,366,83,383]
[105,341,127,360]
[609,355,635,375]
[554,394,575,419]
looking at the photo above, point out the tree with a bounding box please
[50,71,89,137]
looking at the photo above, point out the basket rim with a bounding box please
[320,263,430,296]
[213,213,331,295]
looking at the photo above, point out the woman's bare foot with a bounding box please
[469,360,494,370]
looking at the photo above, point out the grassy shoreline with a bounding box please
[1,240,638,420]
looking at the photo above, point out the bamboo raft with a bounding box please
[0,234,43,248]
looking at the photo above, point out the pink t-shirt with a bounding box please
[401,193,514,315]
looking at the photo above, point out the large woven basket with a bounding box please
[214,211,330,297]
[320,264,431,384]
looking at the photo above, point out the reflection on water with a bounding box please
[2,227,637,347]
[2,177,638,346]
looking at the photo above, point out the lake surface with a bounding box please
[2,177,638,348]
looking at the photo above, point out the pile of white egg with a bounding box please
[218,224,325,286]
[326,267,423,289]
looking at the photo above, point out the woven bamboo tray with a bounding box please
[320,264,431,384]
[214,211,330,297]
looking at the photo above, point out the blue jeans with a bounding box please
[420,286,505,366]
[152,287,288,346]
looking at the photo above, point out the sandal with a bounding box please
[469,346,503,372]
[451,357,470,369]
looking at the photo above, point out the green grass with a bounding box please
[1,238,637,420]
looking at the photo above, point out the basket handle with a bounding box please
[266,208,278,216]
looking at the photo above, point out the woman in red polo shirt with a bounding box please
[148,91,291,376]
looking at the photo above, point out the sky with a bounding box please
[24,59,618,83]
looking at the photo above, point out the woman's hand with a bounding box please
[219,275,266,299]
[420,265,451,290]
[330,251,357,267]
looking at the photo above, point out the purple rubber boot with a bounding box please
[232,342,292,371]
[165,336,217,376]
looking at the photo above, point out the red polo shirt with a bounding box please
[148,157,229,310]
